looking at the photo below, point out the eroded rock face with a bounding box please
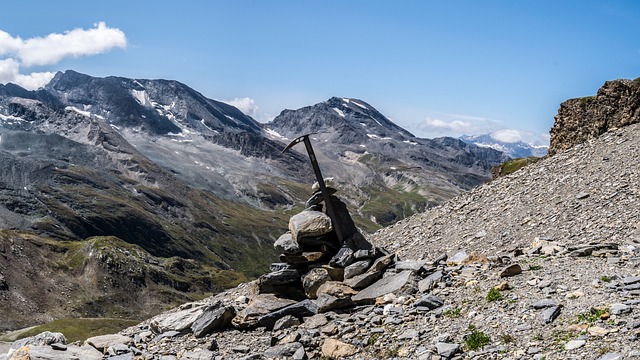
[549,78,640,155]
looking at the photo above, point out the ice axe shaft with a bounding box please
[282,134,344,243]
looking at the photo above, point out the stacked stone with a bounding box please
[256,179,389,310]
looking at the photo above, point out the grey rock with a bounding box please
[398,329,419,340]
[435,342,460,358]
[107,343,131,355]
[289,211,333,241]
[50,343,66,351]
[565,339,586,350]
[273,315,301,331]
[395,259,428,272]
[447,251,468,265]
[418,271,444,293]
[305,188,337,207]
[150,304,207,333]
[623,276,640,285]
[107,354,135,360]
[153,330,181,342]
[302,267,330,299]
[343,270,381,289]
[329,247,354,268]
[274,232,301,255]
[292,345,307,360]
[343,259,372,280]
[499,264,522,277]
[598,353,623,360]
[368,254,395,273]
[352,270,412,303]
[10,332,67,349]
[270,262,296,272]
[233,345,251,353]
[610,303,631,315]
[181,350,216,360]
[258,299,319,330]
[530,299,557,309]
[414,294,444,310]
[84,334,130,352]
[232,294,297,329]
[263,342,303,359]
[191,305,236,337]
[315,293,354,313]
[576,192,590,199]
[300,314,328,329]
[541,305,562,324]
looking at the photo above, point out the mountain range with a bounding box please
[0,70,507,329]
[459,133,548,158]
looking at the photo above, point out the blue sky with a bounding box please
[1,1,639,145]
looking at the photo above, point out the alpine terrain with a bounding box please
[0,71,506,331]
[0,77,638,360]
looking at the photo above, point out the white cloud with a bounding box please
[490,129,524,143]
[423,118,473,132]
[415,112,502,137]
[0,22,126,90]
[220,97,273,122]
[411,111,549,146]
[0,58,55,90]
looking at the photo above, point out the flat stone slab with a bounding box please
[258,299,318,330]
[352,270,412,303]
[150,304,207,333]
[84,334,130,351]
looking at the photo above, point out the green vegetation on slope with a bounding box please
[4,318,140,343]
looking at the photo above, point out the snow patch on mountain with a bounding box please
[265,128,287,140]
[333,107,345,117]
[131,89,153,108]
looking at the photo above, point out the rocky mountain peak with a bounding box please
[549,77,640,155]
[267,96,413,144]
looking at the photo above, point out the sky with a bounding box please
[1,1,639,146]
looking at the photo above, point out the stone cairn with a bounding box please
[253,178,395,328]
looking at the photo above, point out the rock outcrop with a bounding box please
[549,78,640,155]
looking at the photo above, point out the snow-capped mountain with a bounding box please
[459,133,548,158]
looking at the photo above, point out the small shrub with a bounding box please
[577,307,609,323]
[444,307,462,318]
[529,264,543,271]
[599,276,611,283]
[465,329,491,350]
[486,288,502,302]
[367,333,381,346]
[500,333,515,343]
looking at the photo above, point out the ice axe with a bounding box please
[282,134,344,243]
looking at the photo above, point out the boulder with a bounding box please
[343,259,372,280]
[302,268,330,299]
[84,334,130,352]
[329,247,354,268]
[258,300,318,330]
[289,211,333,241]
[232,294,296,329]
[191,305,236,337]
[274,232,301,255]
[150,304,207,333]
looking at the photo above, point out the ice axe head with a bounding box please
[281,133,312,154]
